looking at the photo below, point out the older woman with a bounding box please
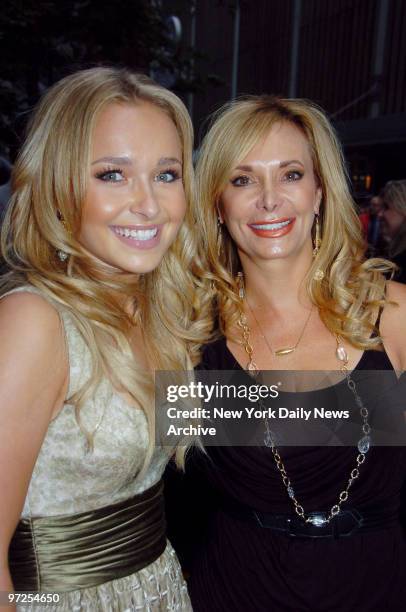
[0,67,207,611]
[174,97,406,611]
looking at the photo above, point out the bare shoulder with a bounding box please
[380,281,406,370]
[0,290,67,385]
[0,290,62,340]
[0,288,68,444]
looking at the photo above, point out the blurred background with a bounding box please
[1,0,406,270]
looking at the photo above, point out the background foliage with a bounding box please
[0,0,204,159]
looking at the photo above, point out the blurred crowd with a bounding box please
[361,180,406,283]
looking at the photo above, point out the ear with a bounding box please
[314,187,322,215]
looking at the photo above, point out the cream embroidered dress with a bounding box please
[6,287,191,611]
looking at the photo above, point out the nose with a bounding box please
[128,178,160,219]
[258,181,283,211]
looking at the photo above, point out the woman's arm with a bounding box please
[0,292,68,607]
[380,281,406,371]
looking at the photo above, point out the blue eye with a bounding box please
[231,175,251,187]
[156,169,181,183]
[95,168,124,182]
[284,170,303,182]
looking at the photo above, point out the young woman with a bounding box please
[175,96,406,611]
[0,67,205,610]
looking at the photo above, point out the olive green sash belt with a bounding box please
[9,480,166,592]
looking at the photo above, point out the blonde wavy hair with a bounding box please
[0,67,210,468]
[195,96,394,349]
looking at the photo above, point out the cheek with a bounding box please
[384,211,397,229]
[221,193,249,222]
[292,184,319,212]
[393,212,406,230]
[82,188,117,225]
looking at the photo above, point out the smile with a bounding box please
[250,219,292,230]
[110,224,163,250]
[248,217,296,238]
[112,226,158,241]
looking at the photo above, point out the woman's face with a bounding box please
[379,200,406,239]
[219,121,321,265]
[79,101,186,274]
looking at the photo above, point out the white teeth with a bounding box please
[251,219,292,230]
[113,227,158,240]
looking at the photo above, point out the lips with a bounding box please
[248,217,295,238]
[110,224,162,249]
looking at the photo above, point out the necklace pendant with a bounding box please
[335,335,349,365]
[264,429,274,447]
[307,512,328,527]
[357,435,371,454]
[336,345,348,363]
[274,347,295,357]
[247,360,259,374]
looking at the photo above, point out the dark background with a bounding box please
[1,0,405,199]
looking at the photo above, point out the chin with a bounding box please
[250,246,285,260]
[117,260,164,275]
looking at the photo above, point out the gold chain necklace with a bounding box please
[246,298,313,358]
[236,289,372,527]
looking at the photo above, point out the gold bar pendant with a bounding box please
[274,347,295,356]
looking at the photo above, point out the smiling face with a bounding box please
[219,121,321,266]
[79,101,186,275]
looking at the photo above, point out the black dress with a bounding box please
[168,338,406,612]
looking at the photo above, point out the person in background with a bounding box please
[379,179,406,283]
[367,193,384,255]
[358,201,370,238]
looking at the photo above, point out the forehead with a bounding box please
[238,121,313,166]
[91,101,182,155]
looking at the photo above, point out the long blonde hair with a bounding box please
[1,67,209,467]
[195,96,393,348]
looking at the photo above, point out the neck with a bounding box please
[239,247,313,313]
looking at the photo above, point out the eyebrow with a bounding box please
[157,157,182,166]
[91,155,182,167]
[92,156,132,166]
[234,159,304,171]
[279,159,304,168]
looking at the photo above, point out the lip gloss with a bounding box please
[248,218,296,238]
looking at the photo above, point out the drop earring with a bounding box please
[236,271,245,299]
[312,213,324,281]
[313,213,321,257]
[56,210,70,262]
[217,217,223,257]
